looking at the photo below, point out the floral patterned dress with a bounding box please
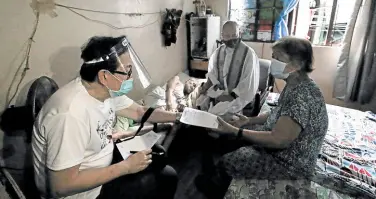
[220,74,329,180]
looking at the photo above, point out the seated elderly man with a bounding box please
[198,20,260,120]
[195,37,329,199]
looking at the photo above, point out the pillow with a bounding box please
[176,72,191,84]
[144,86,166,107]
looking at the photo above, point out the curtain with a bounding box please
[273,0,300,40]
[333,0,376,105]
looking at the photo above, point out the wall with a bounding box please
[206,0,368,110]
[0,0,194,148]
[0,0,195,110]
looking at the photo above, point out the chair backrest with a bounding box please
[243,59,273,117]
[26,76,59,121]
[258,59,271,91]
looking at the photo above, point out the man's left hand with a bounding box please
[110,129,150,141]
[110,130,135,141]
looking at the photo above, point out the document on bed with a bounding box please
[180,108,219,129]
[116,131,162,159]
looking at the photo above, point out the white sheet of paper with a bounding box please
[116,131,162,159]
[180,108,219,129]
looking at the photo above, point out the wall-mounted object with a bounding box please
[161,9,183,47]
[193,0,207,17]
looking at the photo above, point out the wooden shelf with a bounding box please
[191,60,208,71]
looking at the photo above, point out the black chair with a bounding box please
[0,76,59,143]
[25,76,59,199]
[0,76,59,199]
[25,76,59,142]
[243,59,274,117]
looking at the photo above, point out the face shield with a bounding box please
[84,36,152,89]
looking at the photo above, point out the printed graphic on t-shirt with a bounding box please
[96,108,115,149]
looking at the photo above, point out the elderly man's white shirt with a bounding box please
[206,45,260,115]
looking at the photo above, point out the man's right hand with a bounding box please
[119,149,152,175]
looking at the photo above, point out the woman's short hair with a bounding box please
[272,36,314,72]
[80,36,127,82]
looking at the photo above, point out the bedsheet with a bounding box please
[314,104,376,197]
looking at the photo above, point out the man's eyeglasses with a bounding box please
[113,65,132,79]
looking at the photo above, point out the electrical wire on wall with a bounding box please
[6,12,40,107]
[55,3,161,16]
[55,3,161,30]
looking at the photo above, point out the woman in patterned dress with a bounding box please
[196,36,329,198]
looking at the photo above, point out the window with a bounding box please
[229,0,356,46]
[228,0,283,42]
[303,0,356,46]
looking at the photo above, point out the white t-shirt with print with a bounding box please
[32,77,134,199]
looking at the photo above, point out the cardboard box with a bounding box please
[191,60,208,71]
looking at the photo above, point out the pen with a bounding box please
[129,151,164,155]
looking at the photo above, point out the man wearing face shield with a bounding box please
[198,21,260,120]
[32,36,179,199]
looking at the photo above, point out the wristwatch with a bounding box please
[236,128,243,140]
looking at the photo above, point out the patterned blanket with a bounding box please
[314,105,376,197]
[225,104,376,198]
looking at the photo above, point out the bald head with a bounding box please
[221,21,240,48]
[222,21,240,41]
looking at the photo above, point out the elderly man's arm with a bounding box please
[165,76,179,110]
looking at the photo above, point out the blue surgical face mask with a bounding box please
[108,74,134,97]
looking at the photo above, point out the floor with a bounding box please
[170,151,207,199]
[0,171,11,199]
[0,126,210,199]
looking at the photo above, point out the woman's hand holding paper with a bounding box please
[229,113,250,128]
[211,117,238,136]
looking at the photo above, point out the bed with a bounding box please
[225,103,376,199]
